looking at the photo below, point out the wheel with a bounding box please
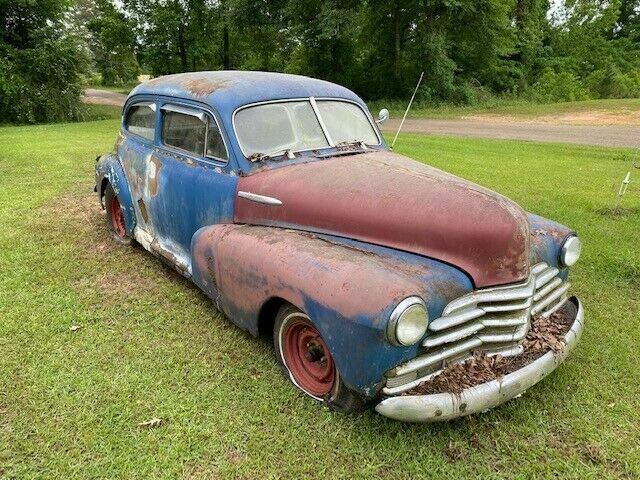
[104,183,132,245]
[274,303,363,412]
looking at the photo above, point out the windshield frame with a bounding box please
[231,97,382,159]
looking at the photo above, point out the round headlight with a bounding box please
[560,235,582,267]
[387,297,429,346]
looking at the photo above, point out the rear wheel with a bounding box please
[104,183,132,245]
[274,304,363,412]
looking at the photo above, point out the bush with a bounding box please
[586,67,640,99]
[0,29,89,124]
[531,69,591,103]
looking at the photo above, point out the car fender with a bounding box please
[96,153,136,235]
[191,223,473,397]
[528,213,575,279]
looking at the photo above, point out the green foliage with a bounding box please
[532,69,591,102]
[0,0,90,123]
[87,0,139,86]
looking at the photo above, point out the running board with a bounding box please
[133,227,191,278]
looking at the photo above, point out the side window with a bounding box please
[162,110,206,156]
[125,104,155,141]
[206,120,227,161]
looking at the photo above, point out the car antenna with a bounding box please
[391,71,424,149]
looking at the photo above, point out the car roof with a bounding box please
[128,70,364,115]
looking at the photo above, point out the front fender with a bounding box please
[190,224,472,397]
[528,213,575,279]
[95,153,136,235]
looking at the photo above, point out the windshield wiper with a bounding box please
[247,148,296,162]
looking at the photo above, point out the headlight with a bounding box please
[387,297,429,346]
[560,235,581,267]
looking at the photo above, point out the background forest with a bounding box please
[1,0,639,123]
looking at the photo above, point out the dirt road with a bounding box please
[380,118,640,148]
[83,88,128,106]
[83,88,639,148]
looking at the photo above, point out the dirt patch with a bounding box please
[596,206,640,219]
[465,110,640,126]
[405,306,574,396]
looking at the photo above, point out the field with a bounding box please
[1,118,639,478]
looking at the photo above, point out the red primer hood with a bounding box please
[235,151,530,288]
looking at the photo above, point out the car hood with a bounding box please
[234,150,530,288]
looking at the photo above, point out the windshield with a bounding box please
[234,99,380,158]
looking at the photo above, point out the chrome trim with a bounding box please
[237,191,283,206]
[387,297,428,346]
[309,96,334,146]
[376,297,584,422]
[231,97,382,159]
[160,103,207,122]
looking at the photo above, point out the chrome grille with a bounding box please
[383,263,570,395]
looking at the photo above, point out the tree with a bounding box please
[0,0,89,123]
[87,0,139,85]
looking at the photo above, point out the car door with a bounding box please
[138,102,238,272]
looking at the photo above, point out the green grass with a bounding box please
[1,119,639,479]
[368,97,640,121]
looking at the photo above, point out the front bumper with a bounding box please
[375,296,584,422]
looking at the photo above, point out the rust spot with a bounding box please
[182,78,231,97]
[137,198,149,223]
[149,155,162,196]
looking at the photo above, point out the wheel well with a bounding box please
[99,177,110,203]
[257,297,288,337]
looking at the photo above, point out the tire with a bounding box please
[104,183,133,245]
[273,303,364,413]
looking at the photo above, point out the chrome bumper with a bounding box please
[375,297,584,422]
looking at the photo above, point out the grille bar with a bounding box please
[384,262,570,393]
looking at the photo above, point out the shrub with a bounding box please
[586,67,640,99]
[531,69,591,103]
[0,29,89,124]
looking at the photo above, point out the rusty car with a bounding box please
[95,71,584,422]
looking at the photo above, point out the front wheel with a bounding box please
[273,304,363,413]
[104,183,132,245]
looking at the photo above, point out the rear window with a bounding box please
[125,104,155,140]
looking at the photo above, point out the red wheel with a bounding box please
[110,194,127,238]
[273,304,364,412]
[280,315,335,397]
[104,183,132,245]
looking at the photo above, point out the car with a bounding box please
[95,70,584,422]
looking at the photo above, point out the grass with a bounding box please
[368,97,640,122]
[1,118,639,479]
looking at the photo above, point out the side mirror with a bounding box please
[376,108,389,124]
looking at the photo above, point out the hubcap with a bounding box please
[110,195,126,238]
[281,316,335,397]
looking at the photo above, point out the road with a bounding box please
[380,118,640,148]
[83,88,640,148]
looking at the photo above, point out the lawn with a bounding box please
[369,97,640,124]
[0,119,639,479]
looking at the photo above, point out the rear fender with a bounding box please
[191,224,472,397]
[96,153,136,235]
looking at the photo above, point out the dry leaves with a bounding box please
[406,307,573,396]
[138,417,162,428]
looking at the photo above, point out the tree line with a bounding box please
[1,0,639,123]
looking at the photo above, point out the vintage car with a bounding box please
[95,71,584,422]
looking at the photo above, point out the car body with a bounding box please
[95,71,584,422]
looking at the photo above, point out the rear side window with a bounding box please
[125,104,155,140]
[161,106,228,161]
